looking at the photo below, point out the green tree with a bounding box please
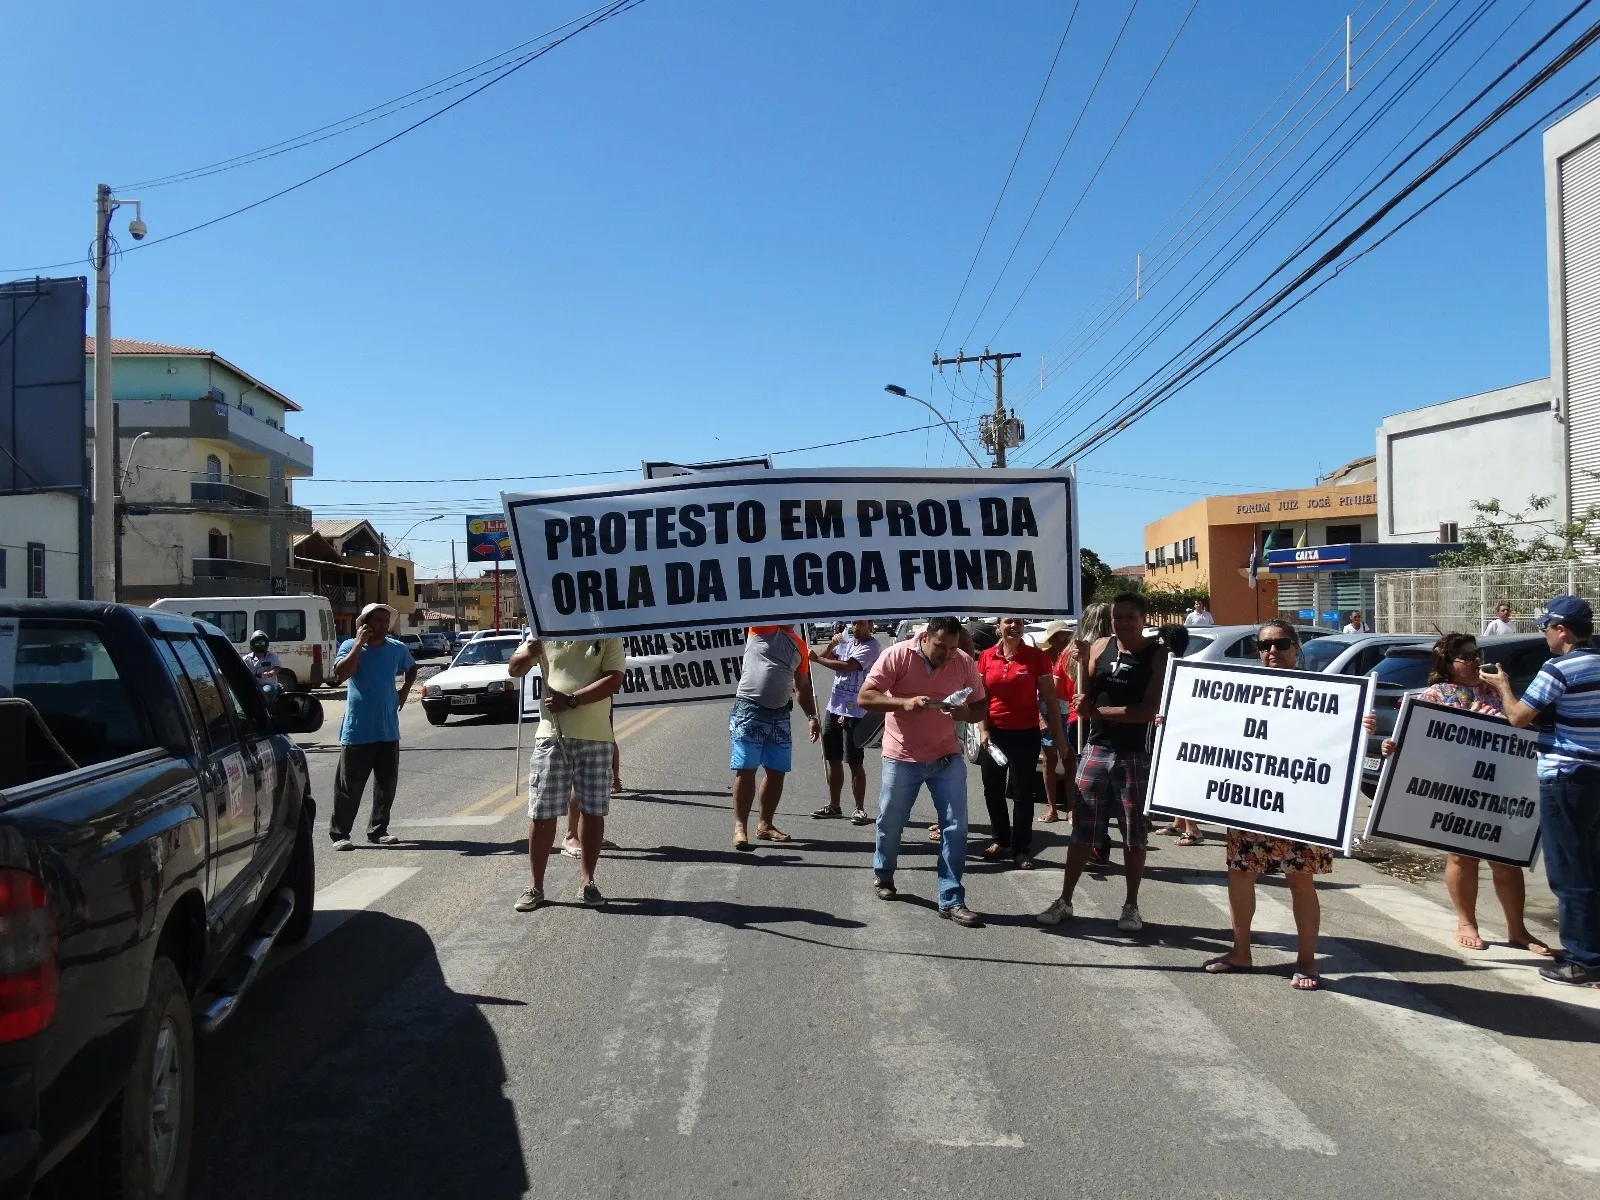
[1079,547,1118,606]
[1435,494,1600,567]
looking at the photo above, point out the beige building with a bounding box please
[98,338,315,603]
[298,520,416,636]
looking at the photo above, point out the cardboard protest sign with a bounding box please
[1148,659,1371,851]
[1364,698,1541,867]
[521,626,748,717]
[502,467,1077,638]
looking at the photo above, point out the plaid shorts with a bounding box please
[1071,744,1150,849]
[527,737,612,821]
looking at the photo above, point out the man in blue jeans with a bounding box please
[1491,594,1600,986]
[857,616,987,927]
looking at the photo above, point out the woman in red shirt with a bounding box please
[976,617,1067,868]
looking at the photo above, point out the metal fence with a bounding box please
[1374,560,1600,634]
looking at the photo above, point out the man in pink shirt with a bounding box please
[857,616,988,927]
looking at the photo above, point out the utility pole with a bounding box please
[450,540,463,629]
[91,184,145,602]
[933,348,1023,467]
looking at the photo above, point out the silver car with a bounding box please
[1298,632,1431,676]
[1175,623,1333,662]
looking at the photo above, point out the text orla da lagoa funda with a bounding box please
[505,472,1077,636]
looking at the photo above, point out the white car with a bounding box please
[420,635,524,725]
[1298,632,1431,676]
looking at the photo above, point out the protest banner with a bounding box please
[502,467,1078,638]
[1147,659,1372,851]
[1364,698,1541,868]
[520,626,749,717]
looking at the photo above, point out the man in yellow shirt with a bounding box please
[509,634,626,911]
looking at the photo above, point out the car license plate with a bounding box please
[1363,755,1381,772]
[450,695,477,707]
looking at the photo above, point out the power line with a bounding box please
[1,0,646,277]
[931,2,1083,353]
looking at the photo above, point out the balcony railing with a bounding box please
[320,584,359,606]
[284,503,312,528]
[192,557,271,581]
[191,476,268,510]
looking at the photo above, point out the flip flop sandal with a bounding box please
[1177,833,1207,847]
[756,827,790,842]
[1155,825,1181,836]
[1291,972,1322,991]
[810,807,845,819]
[732,832,752,852]
[1512,939,1553,956]
[1014,855,1036,870]
[1203,956,1253,974]
[981,843,1006,859]
[928,825,942,842]
[1041,812,1061,823]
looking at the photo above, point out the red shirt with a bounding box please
[977,642,1055,730]
[1053,651,1077,726]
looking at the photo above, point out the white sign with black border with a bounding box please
[1147,658,1371,852]
[502,466,1078,638]
[1364,697,1541,868]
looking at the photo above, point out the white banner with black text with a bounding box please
[502,467,1078,638]
[520,626,749,716]
[1364,697,1541,868]
[1147,659,1372,851]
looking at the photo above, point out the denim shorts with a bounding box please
[729,697,793,773]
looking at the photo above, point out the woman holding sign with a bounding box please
[1204,621,1332,990]
[1363,633,1550,956]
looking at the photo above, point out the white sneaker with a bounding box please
[1037,896,1073,925]
[1117,904,1144,932]
[332,838,354,852]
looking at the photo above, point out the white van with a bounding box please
[149,595,337,691]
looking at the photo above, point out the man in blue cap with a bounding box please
[1489,594,1600,986]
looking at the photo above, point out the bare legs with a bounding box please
[1212,868,1320,985]
[732,768,787,840]
[1446,853,1550,953]
[1056,843,1145,907]
[529,812,604,891]
[824,759,868,811]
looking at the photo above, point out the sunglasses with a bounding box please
[1452,651,1483,663]
[1257,637,1296,653]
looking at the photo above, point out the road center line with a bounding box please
[1010,874,1335,1155]
[1192,881,1600,1172]
[851,891,1023,1148]
[569,863,739,1137]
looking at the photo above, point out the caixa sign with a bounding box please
[1266,544,1350,570]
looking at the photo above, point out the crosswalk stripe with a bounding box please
[852,891,1023,1148]
[1010,874,1337,1154]
[1347,882,1600,1025]
[267,866,421,971]
[569,863,739,1137]
[1192,881,1600,1172]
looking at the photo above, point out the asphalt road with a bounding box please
[179,676,1600,1200]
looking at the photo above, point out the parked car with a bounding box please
[1361,633,1553,785]
[470,628,524,642]
[421,635,525,725]
[1177,623,1331,663]
[449,630,476,651]
[1299,632,1431,676]
[0,600,323,1198]
[419,632,451,657]
[396,633,425,660]
[149,594,336,691]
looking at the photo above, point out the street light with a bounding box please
[883,385,983,467]
[383,514,443,610]
[392,514,445,552]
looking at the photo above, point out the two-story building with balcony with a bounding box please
[91,338,315,603]
[293,520,416,637]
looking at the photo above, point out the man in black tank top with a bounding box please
[1037,593,1167,933]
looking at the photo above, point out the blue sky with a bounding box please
[2,0,1582,578]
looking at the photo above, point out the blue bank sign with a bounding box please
[1266,543,1463,573]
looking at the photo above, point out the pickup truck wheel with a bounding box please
[280,810,315,945]
[72,957,193,1200]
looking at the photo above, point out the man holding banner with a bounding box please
[1487,595,1600,988]
[729,625,820,850]
[508,635,626,911]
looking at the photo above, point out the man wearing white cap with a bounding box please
[329,602,418,850]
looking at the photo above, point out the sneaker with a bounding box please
[874,880,897,901]
[514,887,545,912]
[940,904,984,928]
[811,806,844,819]
[1540,961,1600,987]
[562,838,582,859]
[332,838,354,852]
[1036,896,1073,925]
[1117,904,1144,933]
[369,834,401,846]
[851,809,872,826]
[581,882,606,908]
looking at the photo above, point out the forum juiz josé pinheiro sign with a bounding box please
[501,467,1079,638]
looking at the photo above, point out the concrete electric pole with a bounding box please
[91,183,146,602]
[933,348,1023,467]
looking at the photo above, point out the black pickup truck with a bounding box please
[0,600,323,1199]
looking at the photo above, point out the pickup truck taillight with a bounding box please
[0,871,58,1041]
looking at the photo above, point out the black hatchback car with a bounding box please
[1362,633,1553,785]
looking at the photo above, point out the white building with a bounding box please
[0,492,81,599]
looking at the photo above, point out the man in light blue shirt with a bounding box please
[329,603,417,851]
[1490,594,1600,987]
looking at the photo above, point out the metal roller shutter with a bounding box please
[1560,138,1600,516]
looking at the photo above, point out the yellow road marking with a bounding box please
[456,781,516,816]
[616,707,670,739]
